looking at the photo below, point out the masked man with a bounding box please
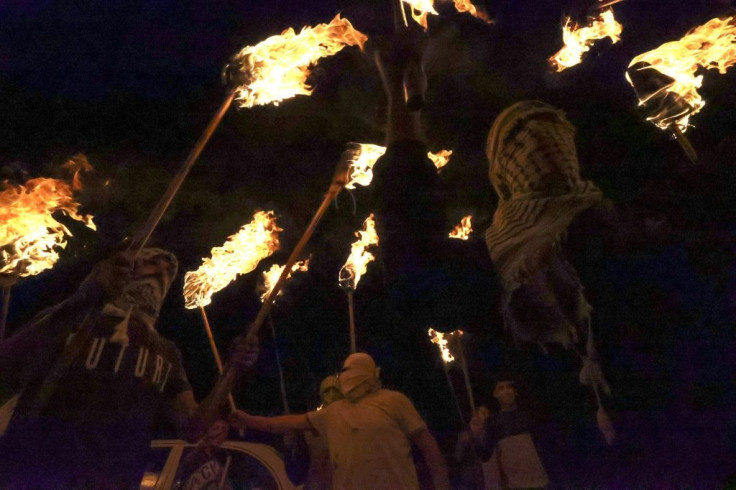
[0,249,258,488]
[229,352,450,490]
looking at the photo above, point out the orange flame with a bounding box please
[427,149,453,171]
[449,215,472,240]
[549,9,622,72]
[338,214,379,291]
[344,144,453,189]
[183,211,281,309]
[452,0,492,24]
[626,16,736,132]
[231,14,367,108]
[428,328,464,364]
[259,258,310,303]
[0,155,95,278]
[401,0,439,29]
[344,144,387,190]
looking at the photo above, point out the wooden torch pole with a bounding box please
[671,124,698,164]
[199,307,237,413]
[347,291,357,354]
[0,286,11,340]
[207,158,350,409]
[131,88,237,254]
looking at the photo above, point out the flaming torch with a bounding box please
[204,158,351,415]
[449,215,472,240]
[399,0,491,29]
[227,14,367,109]
[0,156,95,337]
[183,211,281,412]
[258,260,310,414]
[626,16,736,163]
[343,143,453,190]
[549,7,623,72]
[428,328,475,424]
[132,15,366,253]
[339,214,379,353]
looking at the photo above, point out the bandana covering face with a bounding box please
[105,248,178,332]
[338,353,381,401]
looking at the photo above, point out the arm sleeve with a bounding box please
[305,408,328,438]
[389,391,427,437]
[371,140,499,331]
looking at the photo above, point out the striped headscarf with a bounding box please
[485,101,602,290]
[485,104,614,440]
[485,101,602,348]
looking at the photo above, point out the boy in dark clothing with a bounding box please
[0,249,258,489]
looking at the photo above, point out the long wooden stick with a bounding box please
[443,364,466,427]
[0,286,11,340]
[207,159,350,409]
[268,314,290,414]
[199,307,237,413]
[131,88,237,254]
[455,336,476,414]
[347,291,357,353]
[671,125,698,164]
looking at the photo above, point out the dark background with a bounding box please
[2,0,735,486]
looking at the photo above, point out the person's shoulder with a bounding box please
[374,388,415,405]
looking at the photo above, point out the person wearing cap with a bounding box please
[0,249,259,488]
[230,352,450,490]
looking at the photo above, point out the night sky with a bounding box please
[2,0,736,486]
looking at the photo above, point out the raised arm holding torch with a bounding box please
[205,158,350,417]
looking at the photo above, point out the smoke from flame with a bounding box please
[338,214,379,291]
[626,16,736,132]
[230,14,367,108]
[428,328,464,364]
[0,155,95,278]
[549,9,622,72]
[449,215,472,240]
[344,144,453,189]
[183,211,281,309]
[259,259,310,303]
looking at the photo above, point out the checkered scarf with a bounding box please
[485,103,615,443]
[486,101,602,290]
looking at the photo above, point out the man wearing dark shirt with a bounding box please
[468,376,548,489]
[0,249,258,488]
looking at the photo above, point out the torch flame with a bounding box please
[259,259,310,303]
[449,215,472,240]
[401,0,439,30]
[344,144,453,189]
[428,328,464,364]
[549,9,623,72]
[344,144,387,190]
[0,155,95,278]
[626,16,736,132]
[183,211,281,309]
[452,0,492,24]
[338,214,379,291]
[427,149,453,171]
[230,14,367,108]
